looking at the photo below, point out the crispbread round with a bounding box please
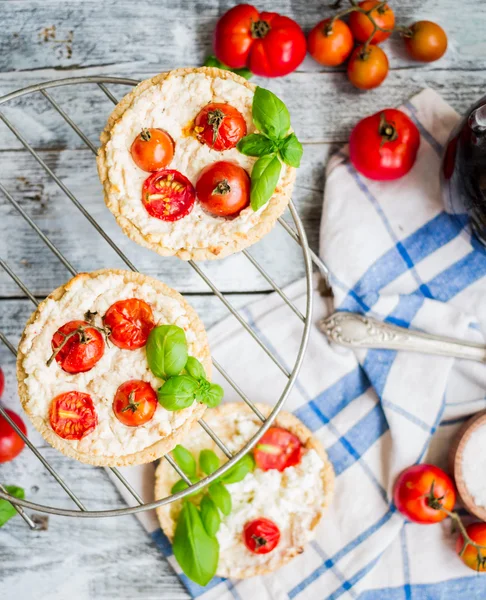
[154,402,335,579]
[16,269,211,467]
[97,67,296,261]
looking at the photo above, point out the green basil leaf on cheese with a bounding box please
[208,481,232,516]
[146,325,188,379]
[172,445,197,478]
[157,375,198,411]
[252,87,290,140]
[185,356,206,381]
[237,133,276,157]
[200,383,224,408]
[199,449,220,475]
[279,132,303,168]
[219,453,255,484]
[250,154,282,212]
[200,495,221,537]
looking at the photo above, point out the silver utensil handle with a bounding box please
[320,312,486,363]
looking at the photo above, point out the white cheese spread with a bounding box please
[462,423,486,509]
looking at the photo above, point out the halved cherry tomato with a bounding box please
[51,320,105,374]
[456,523,486,572]
[196,161,250,217]
[195,103,247,151]
[307,18,354,67]
[348,1,395,45]
[253,427,303,472]
[49,391,97,440]
[113,380,157,427]
[404,21,447,63]
[130,128,174,172]
[244,518,281,554]
[347,45,389,90]
[0,408,26,463]
[142,170,195,221]
[104,298,155,351]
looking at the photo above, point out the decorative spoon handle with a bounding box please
[319,312,486,363]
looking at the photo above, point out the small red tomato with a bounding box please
[49,391,97,440]
[244,517,281,554]
[0,367,4,398]
[456,522,486,572]
[393,464,456,524]
[348,1,395,45]
[347,45,389,90]
[130,128,174,172]
[142,169,195,222]
[104,298,155,351]
[196,161,250,217]
[253,427,303,472]
[51,320,105,374]
[307,18,354,67]
[195,103,247,151]
[349,108,420,181]
[404,21,447,63]
[0,408,26,463]
[113,380,157,427]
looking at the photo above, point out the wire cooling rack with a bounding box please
[0,76,328,527]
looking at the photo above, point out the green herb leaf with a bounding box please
[201,383,224,408]
[237,134,276,157]
[199,449,220,475]
[185,356,206,380]
[157,375,199,411]
[173,502,219,587]
[252,87,290,140]
[204,55,253,80]
[279,132,303,168]
[172,445,197,478]
[200,494,221,537]
[0,485,25,527]
[171,479,189,494]
[208,481,232,516]
[146,325,188,379]
[219,454,255,484]
[250,154,282,212]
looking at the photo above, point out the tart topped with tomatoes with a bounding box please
[16,269,211,466]
[97,67,297,261]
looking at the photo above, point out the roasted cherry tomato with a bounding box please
[130,128,174,172]
[307,18,354,67]
[49,391,97,440]
[0,367,4,398]
[113,380,157,427]
[195,103,247,151]
[0,408,26,463]
[349,109,420,181]
[347,45,389,90]
[348,1,395,45]
[104,298,155,351]
[393,464,456,524]
[404,21,447,63]
[196,161,250,217]
[213,4,306,77]
[244,517,281,554]
[253,427,303,472]
[456,523,486,572]
[142,169,195,221]
[51,320,105,374]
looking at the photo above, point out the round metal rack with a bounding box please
[0,76,326,525]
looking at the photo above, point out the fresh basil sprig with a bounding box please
[146,325,188,379]
[204,55,253,80]
[237,86,303,212]
[0,485,25,527]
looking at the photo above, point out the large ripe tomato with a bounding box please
[307,18,354,67]
[142,170,195,221]
[347,45,389,90]
[51,320,105,374]
[131,128,174,172]
[244,518,281,554]
[404,21,448,63]
[213,4,306,78]
[348,1,395,45]
[349,108,420,181]
[393,464,456,524]
[49,391,97,440]
[196,161,250,217]
[104,298,155,350]
[253,427,302,472]
[113,380,157,427]
[195,103,247,151]
[0,408,26,463]
[456,523,486,572]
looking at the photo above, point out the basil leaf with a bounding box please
[146,325,188,379]
[279,132,303,168]
[158,375,198,411]
[171,477,198,495]
[204,55,253,80]
[252,87,290,140]
[185,356,206,381]
[173,502,219,587]
[208,481,232,516]
[0,485,25,527]
[195,378,211,403]
[200,383,224,408]
[200,495,221,537]
[219,454,255,484]
[250,154,282,212]
[237,134,276,157]
[172,445,197,477]
[199,449,220,475]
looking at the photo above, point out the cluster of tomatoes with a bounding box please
[131,103,251,221]
[0,367,27,464]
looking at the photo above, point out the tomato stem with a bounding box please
[378,112,398,146]
[251,20,271,39]
[212,179,231,195]
[140,128,151,142]
[207,109,225,147]
[46,322,110,367]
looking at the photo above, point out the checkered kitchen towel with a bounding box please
[112,89,486,599]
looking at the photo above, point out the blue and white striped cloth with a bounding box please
[113,89,486,599]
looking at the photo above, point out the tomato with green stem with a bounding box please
[196,161,250,217]
[131,128,174,172]
[404,21,447,62]
[195,103,247,151]
[244,517,281,554]
[307,18,354,67]
[50,320,105,374]
[348,1,395,45]
[347,44,389,90]
[113,380,157,427]
[456,523,486,572]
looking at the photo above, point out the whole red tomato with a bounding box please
[349,1,395,45]
[0,408,27,463]
[393,464,456,524]
[347,45,389,90]
[213,4,306,77]
[104,298,155,350]
[196,161,250,217]
[456,522,486,572]
[349,109,420,181]
[404,21,448,63]
[243,517,281,554]
[307,18,354,67]
[194,103,247,151]
[113,380,157,427]
[51,320,105,374]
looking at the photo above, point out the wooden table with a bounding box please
[0,1,484,597]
